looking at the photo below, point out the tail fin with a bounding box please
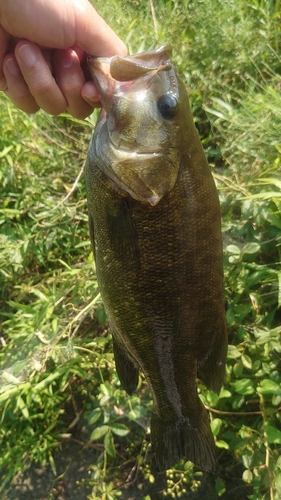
[150,406,217,474]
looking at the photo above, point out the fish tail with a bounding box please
[150,404,217,474]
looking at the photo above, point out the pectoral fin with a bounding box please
[112,335,139,395]
[106,197,141,264]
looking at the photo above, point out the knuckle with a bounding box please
[61,80,83,98]
[28,78,67,115]
[29,76,54,96]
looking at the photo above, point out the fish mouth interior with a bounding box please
[88,44,172,92]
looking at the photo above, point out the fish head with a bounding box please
[88,44,186,206]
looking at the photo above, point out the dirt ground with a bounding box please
[2,382,249,500]
[3,453,249,500]
[3,425,249,500]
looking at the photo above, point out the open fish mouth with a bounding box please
[87,44,181,206]
[88,44,173,105]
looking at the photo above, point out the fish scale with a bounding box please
[86,44,228,473]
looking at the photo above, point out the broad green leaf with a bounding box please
[242,470,253,484]
[100,381,113,397]
[257,379,281,395]
[104,430,116,457]
[266,213,281,230]
[275,471,281,496]
[88,408,102,425]
[218,389,232,399]
[231,394,245,409]
[233,360,243,377]
[241,450,253,467]
[204,390,219,407]
[241,355,252,370]
[183,461,193,471]
[231,378,255,395]
[111,423,130,437]
[226,245,241,254]
[272,394,281,407]
[242,242,260,254]
[264,424,281,444]
[215,477,226,497]
[95,307,107,325]
[210,418,222,436]
[215,440,229,449]
[239,426,251,440]
[100,395,114,407]
[227,345,242,359]
[90,425,109,441]
[276,455,281,469]
[128,410,138,420]
[252,360,261,372]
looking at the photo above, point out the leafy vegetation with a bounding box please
[0,0,281,499]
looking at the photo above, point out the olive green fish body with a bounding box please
[86,45,227,473]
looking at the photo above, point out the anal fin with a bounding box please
[198,317,228,395]
[112,335,139,396]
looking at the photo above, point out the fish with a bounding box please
[86,44,228,474]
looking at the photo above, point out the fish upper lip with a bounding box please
[88,44,172,77]
[87,44,173,101]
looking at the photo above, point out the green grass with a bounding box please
[1,0,281,499]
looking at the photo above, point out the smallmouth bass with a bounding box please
[86,44,228,474]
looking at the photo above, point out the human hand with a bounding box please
[0,0,127,118]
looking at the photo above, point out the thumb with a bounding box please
[73,0,127,57]
[0,0,127,57]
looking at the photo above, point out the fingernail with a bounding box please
[17,44,38,66]
[82,81,100,101]
[5,57,21,77]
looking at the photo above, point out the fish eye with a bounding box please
[157,94,178,119]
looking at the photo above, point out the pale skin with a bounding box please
[0,0,127,118]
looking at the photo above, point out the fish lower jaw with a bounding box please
[108,139,163,159]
